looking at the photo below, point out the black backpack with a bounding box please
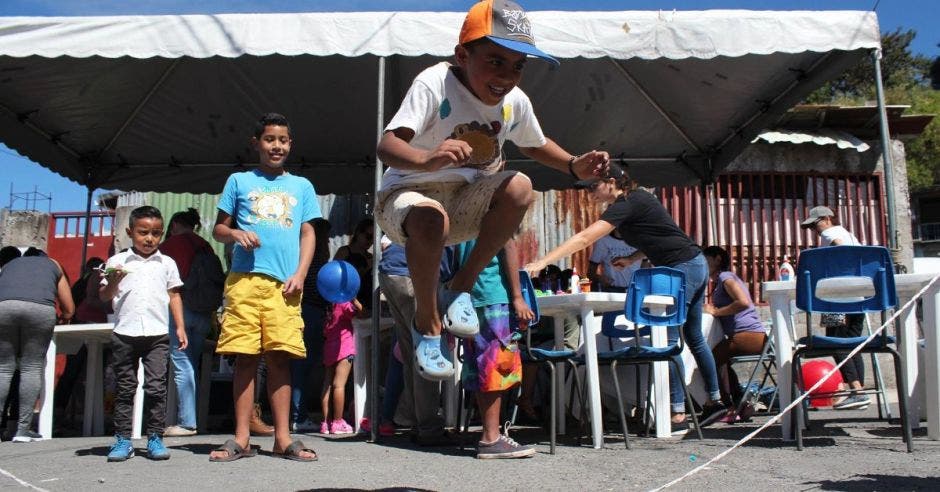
[181,235,226,313]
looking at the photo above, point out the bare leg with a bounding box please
[449,175,533,293]
[209,354,258,460]
[331,358,353,419]
[321,364,336,422]
[403,204,448,336]
[477,391,503,443]
[268,351,315,459]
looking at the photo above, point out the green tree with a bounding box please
[903,86,940,190]
[806,28,939,191]
[806,28,932,102]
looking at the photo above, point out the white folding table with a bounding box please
[763,272,940,441]
[39,323,146,439]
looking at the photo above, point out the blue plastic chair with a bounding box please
[792,245,912,452]
[516,271,585,454]
[590,267,703,447]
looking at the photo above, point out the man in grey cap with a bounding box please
[800,205,870,410]
[801,206,860,247]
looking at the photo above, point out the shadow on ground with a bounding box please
[298,488,435,492]
[805,474,937,491]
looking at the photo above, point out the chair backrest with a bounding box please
[795,245,897,314]
[625,267,687,327]
[518,270,540,326]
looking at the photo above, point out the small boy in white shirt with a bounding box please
[100,206,188,462]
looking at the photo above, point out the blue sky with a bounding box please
[1,0,938,212]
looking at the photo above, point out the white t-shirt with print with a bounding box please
[820,225,860,247]
[589,234,640,288]
[380,62,547,191]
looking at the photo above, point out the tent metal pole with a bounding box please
[607,58,702,154]
[872,49,898,251]
[80,185,94,274]
[100,58,181,156]
[369,56,387,443]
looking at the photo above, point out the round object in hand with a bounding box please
[316,260,361,303]
[801,359,844,407]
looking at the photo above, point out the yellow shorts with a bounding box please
[376,170,524,246]
[216,272,306,358]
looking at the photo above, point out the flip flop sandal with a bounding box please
[209,439,257,462]
[273,440,318,462]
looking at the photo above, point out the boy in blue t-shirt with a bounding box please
[209,113,321,462]
[454,238,534,459]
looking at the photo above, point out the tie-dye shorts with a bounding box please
[460,303,522,393]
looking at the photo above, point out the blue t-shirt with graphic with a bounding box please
[453,239,509,308]
[217,169,321,282]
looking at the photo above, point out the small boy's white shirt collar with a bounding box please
[125,249,167,263]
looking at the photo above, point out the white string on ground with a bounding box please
[0,466,49,492]
[650,273,940,492]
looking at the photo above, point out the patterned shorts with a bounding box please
[376,170,525,246]
[460,304,522,393]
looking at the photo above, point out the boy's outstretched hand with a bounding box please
[423,138,473,171]
[571,150,610,180]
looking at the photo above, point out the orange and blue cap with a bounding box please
[459,0,559,66]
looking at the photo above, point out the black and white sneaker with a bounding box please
[12,430,45,442]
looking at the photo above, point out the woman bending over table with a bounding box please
[524,163,726,434]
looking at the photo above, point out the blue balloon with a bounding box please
[316,260,361,303]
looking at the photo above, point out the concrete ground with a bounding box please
[1,405,938,492]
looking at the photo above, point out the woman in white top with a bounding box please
[800,206,869,410]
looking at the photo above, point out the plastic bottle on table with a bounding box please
[570,266,580,293]
[779,256,794,281]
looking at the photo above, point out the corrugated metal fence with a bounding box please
[518,172,886,304]
[115,171,884,305]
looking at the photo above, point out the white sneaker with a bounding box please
[12,430,44,442]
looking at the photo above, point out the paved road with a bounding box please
[1,409,938,491]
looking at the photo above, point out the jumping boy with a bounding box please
[209,113,320,462]
[376,0,608,380]
[101,206,188,462]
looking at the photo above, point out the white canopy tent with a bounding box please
[0,9,883,193]
[0,9,897,442]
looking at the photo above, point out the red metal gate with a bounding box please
[46,211,116,283]
[703,172,886,304]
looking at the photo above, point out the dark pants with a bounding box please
[291,303,326,422]
[379,273,444,437]
[382,336,405,423]
[110,333,169,437]
[825,314,866,385]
